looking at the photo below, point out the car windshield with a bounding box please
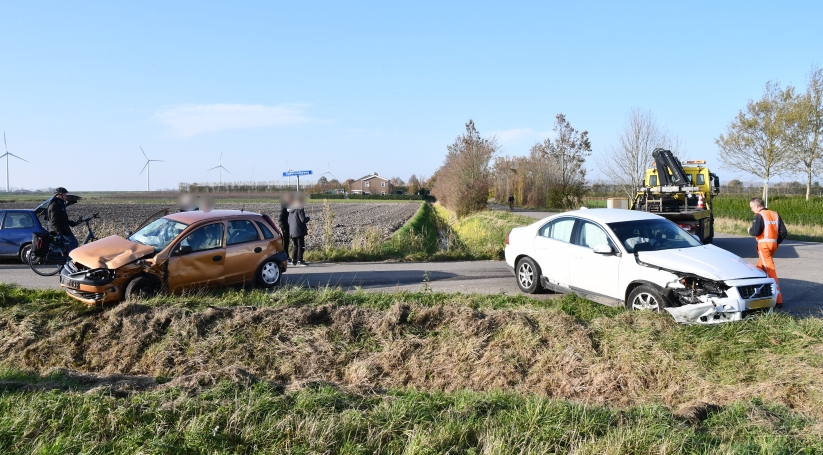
[129,218,188,252]
[607,219,701,253]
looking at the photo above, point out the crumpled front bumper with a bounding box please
[60,263,125,305]
[664,278,777,324]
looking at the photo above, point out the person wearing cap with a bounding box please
[48,187,79,252]
[748,197,788,307]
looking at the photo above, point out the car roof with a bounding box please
[165,209,262,224]
[548,208,665,224]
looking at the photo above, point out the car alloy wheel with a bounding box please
[627,284,666,312]
[515,257,543,294]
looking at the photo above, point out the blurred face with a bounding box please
[56,193,68,202]
[749,201,761,213]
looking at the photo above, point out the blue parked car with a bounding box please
[0,209,48,263]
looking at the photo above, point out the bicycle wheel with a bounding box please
[28,245,67,276]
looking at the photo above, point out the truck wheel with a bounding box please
[255,257,282,288]
[627,284,668,312]
[125,275,162,300]
[515,257,543,294]
[19,243,32,265]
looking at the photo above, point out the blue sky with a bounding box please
[1,1,820,191]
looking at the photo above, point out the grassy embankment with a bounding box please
[2,284,823,452]
[305,202,535,262]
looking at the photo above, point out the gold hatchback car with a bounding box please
[60,210,289,305]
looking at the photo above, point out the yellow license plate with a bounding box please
[748,298,773,310]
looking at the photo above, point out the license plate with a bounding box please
[748,298,773,310]
[60,276,80,289]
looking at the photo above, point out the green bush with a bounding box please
[309,193,432,201]
[713,194,823,225]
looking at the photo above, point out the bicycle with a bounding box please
[28,213,100,276]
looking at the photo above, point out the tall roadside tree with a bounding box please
[598,108,683,200]
[716,81,794,201]
[432,120,498,217]
[534,114,592,209]
[787,66,823,201]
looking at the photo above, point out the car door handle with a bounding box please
[254,247,262,253]
[213,255,222,262]
[571,254,582,259]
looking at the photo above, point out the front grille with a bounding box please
[738,284,774,299]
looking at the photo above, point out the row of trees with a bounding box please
[432,115,591,216]
[716,66,823,201]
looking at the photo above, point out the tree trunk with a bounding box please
[807,168,813,201]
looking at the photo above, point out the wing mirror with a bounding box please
[125,230,133,238]
[592,244,615,254]
[174,245,193,256]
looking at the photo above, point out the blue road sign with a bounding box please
[283,170,313,177]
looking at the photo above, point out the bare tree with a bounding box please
[716,81,794,201]
[787,66,823,201]
[598,108,683,200]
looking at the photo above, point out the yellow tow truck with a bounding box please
[631,148,720,243]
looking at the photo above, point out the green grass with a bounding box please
[434,205,536,260]
[3,284,823,452]
[0,381,820,454]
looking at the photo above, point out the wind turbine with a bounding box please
[1,132,28,192]
[320,161,336,181]
[207,152,231,184]
[139,146,165,191]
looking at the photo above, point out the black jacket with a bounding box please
[47,198,76,235]
[287,207,310,238]
[748,210,788,244]
[278,204,289,226]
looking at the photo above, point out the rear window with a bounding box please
[255,221,274,239]
[2,212,34,229]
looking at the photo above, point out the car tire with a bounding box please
[626,284,669,312]
[255,257,282,289]
[125,275,162,301]
[19,243,32,265]
[515,257,543,294]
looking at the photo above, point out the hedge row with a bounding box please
[309,193,434,201]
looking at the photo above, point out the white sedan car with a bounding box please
[504,209,777,324]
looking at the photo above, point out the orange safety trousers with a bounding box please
[756,242,782,304]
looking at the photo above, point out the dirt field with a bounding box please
[0,201,420,250]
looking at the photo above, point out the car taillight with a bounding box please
[678,224,692,231]
[506,231,510,245]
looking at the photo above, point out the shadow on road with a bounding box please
[282,269,459,290]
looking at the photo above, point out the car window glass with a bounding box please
[608,219,701,253]
[549,218,575,243]
[2,212,34,229]
[686,174,693,184]
[130,218,188,252]
[180,223,224,252]
[255,221,274,239]
[227,220,260,245]
[696,174,705,185]
[538,222,551,237]
[577,221,610,248]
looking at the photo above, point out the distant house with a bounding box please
[350,173,394,195]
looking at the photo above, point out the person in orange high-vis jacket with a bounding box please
[748,197,787,306]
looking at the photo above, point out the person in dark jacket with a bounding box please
[277,193,293,262]
[47,187,79,252]
[287,195,310,266]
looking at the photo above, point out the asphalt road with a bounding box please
[2,232,822,316]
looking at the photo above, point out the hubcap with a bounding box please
[632,292,661,311]
[261,261,280,285]
[518,262,534,289]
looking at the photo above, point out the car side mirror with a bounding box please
[125,230,133,238]
[175,245,193,256]
[592,244,614,254]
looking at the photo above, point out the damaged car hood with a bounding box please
[69,235,155,269]
[637,245,766,281]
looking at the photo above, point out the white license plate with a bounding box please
[60,276,80,289]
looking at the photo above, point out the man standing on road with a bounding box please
[48,187,79,252]
[748,197,787,307]
[508,194,515,211]
[287,193,310,266]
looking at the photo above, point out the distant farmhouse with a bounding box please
[350,173,393,195]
